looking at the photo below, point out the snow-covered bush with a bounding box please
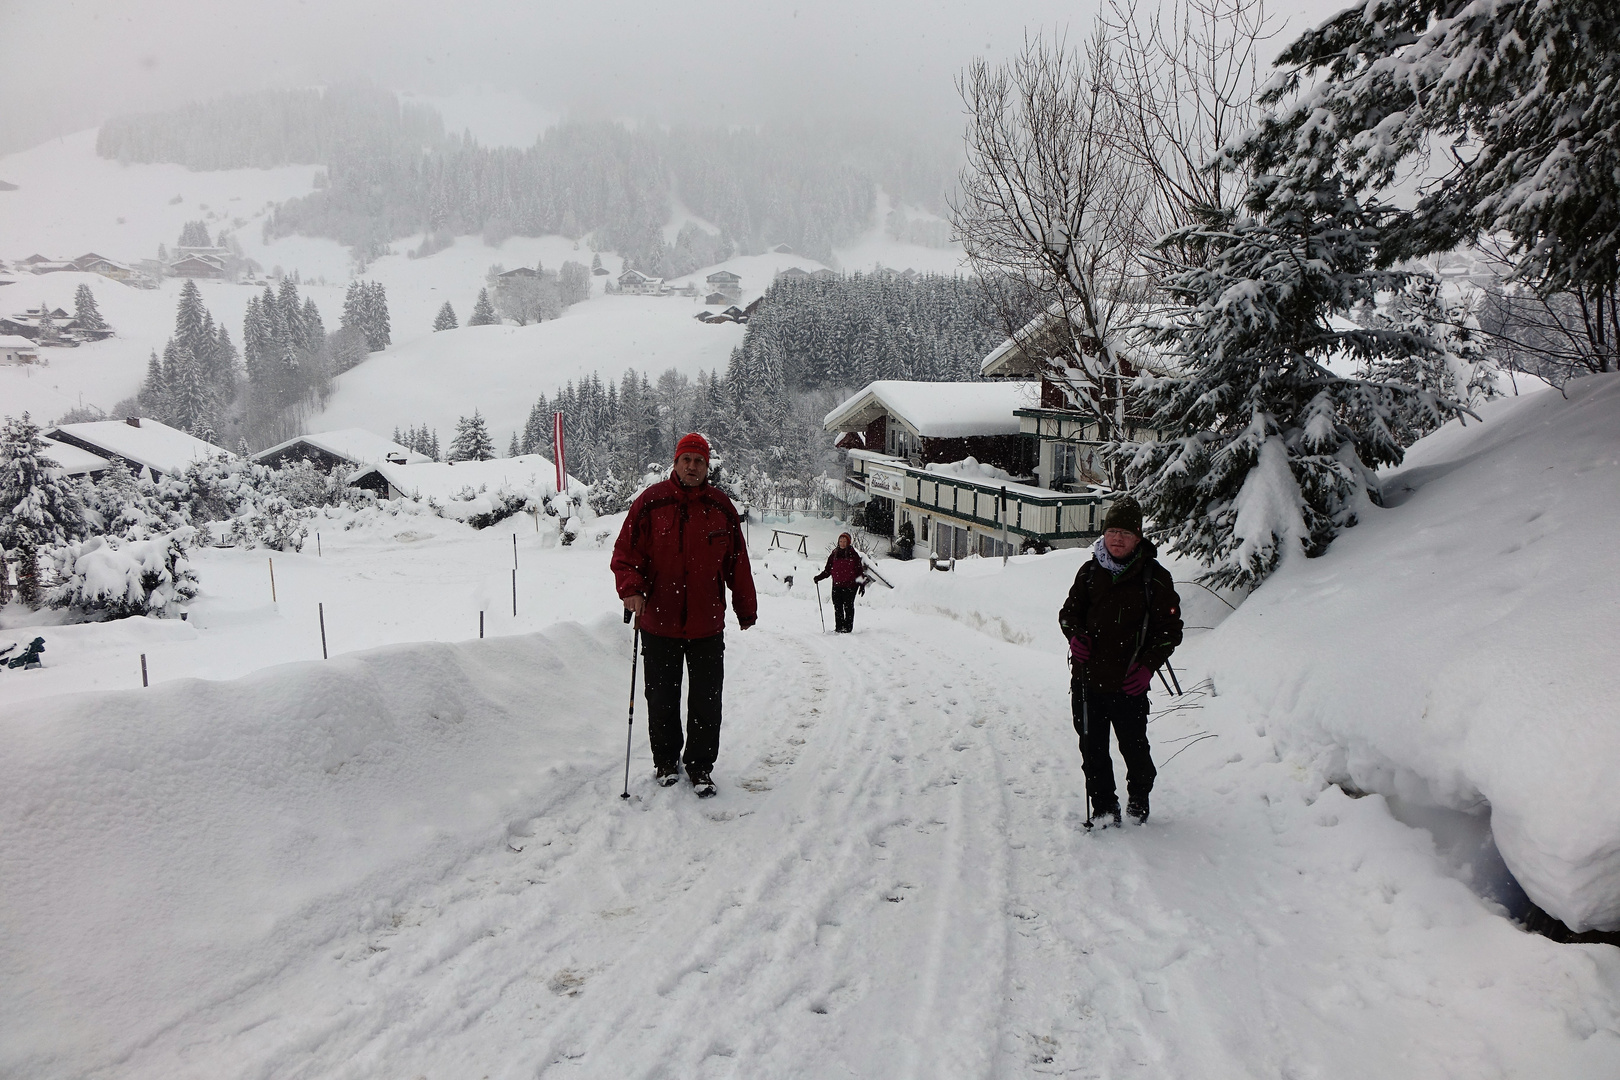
[80,466,187,539]
[439,484,530,529]
[227,495,312,552]
[47,527,199,619]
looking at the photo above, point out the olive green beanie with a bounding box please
[1102,495,1144,536]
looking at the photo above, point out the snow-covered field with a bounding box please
[5,379,1620,1078]
[0,130,964,438]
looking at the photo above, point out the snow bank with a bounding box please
[1196,374,1620,929]
[0,617,630,1072]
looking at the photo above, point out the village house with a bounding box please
[71,252,135,281]
[44,417,232,482]
[168,252,227,279]
[39,437,112,479]
[0,334,41,365]
[978,305,1162,491]
[345,454,568,502]
[251,428,430,474]
[704,269,741,297]
[616,268,665,296]
[823,379,1120,559]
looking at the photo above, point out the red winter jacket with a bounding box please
[815,547,866,587]
[611,478,757,639]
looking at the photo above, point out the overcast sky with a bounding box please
[0,0,1350,156]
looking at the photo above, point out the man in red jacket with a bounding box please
[612,433,757,797]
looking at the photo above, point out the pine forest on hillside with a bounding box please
[96,85,960,272]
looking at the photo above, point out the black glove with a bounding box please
[814,571,829,583]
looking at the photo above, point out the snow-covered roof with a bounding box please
[822,380,1039,438]
[46,418,232,478]
[0,334,36,349]
[39,437,111,476]
[350,454,573,501]
[252,428,431,467]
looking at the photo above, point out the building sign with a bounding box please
[867,465,906,499]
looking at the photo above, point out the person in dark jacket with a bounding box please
[814,532,868,633]
[612,433,757,796]
[1058,496,1182,826]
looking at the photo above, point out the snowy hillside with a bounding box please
[1,131,964,434]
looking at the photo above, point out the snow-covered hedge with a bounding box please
[47,527,199,619]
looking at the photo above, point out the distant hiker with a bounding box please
[814,532,868,633]
[612,433,757,797]
[1058,496,1183,827]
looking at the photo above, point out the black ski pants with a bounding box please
[1072,685,1155,814]
[641,630,725,773]
[831,584,858,633]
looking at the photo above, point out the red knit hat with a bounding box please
[675,432,711,462]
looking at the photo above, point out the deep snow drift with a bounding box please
[1196,373,1620,930]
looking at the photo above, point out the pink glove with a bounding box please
[1122,664,1153,696]
[1068,635,1092,663]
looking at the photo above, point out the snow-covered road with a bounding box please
[11,576,1616,1079]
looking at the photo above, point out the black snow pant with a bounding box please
[641,630,726,773]
[1072,685,1155,814]
[831,584,858,633]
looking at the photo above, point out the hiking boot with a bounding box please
[1127,798,1149,824]
[688,768,717,798]
[655,762,681,787]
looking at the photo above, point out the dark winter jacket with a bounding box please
[612,478,758,639]
[815,547,865,587]
[1058,540,1183,692]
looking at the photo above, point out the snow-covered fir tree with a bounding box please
[36,302,56,342]
[433,301,458,331]
[73,284,107,332]
[0,413,86,606]
[448,412,496,461]
[1125,177,1464,590]
[178,220,211,247]
[1249,0,1620,374]
[507,432,521,457]
[1365,274,1500,445]
[468,288,497,326]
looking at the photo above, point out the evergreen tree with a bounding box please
[1126,191,1449,590]
[36,302,55,342]
[361,281,391,350]
[468,288,497,325]
[165,344,218,440]
[342,280,365,336]
[448,411,496,461]
[0,413,85,606]
[178,220,211,247]
[507,432,521,457]
[301,296,326,345]
[174,279,208,356]
[138,350,167,416]
[1366,274,1500,444]
[433,300,458,330]
[72,284,107,332]
[1255,0,1620,373]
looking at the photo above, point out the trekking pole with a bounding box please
[620,608,639,800]
[814,579,826,633]
[1165,658,1184,696]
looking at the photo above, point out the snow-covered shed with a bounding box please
[39,437,112,478]
[45,417,232,481]
[252,429,431,474]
